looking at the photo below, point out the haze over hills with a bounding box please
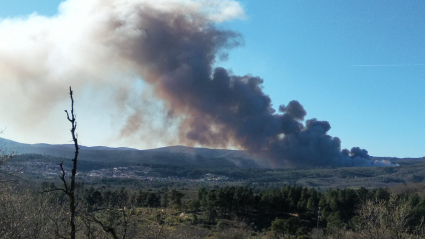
[0,137,264,168]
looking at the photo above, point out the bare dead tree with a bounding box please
[42,87,80,239]
[64,86,80,239]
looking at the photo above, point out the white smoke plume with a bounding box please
[0,0,244,149]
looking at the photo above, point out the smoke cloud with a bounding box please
[0,0,372,167]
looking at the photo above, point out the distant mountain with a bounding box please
[3,137,420,169]
[0,137,265,168]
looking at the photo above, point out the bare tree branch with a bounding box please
[58,162,70,194]
[83,212,119,239]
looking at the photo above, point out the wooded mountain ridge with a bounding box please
[1,137,420,169]
[0,137,262,168]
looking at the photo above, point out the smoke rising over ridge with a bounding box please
[0,0,372,167]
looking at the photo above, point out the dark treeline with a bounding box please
[192,186,425,233]
[72,183,425,235]
[3,180,425,238]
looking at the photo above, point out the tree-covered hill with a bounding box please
[0,137,261,168]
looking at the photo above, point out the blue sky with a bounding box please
[222,1,425,158]
[0,0,424,158]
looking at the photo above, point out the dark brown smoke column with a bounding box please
[110,5,371,167]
